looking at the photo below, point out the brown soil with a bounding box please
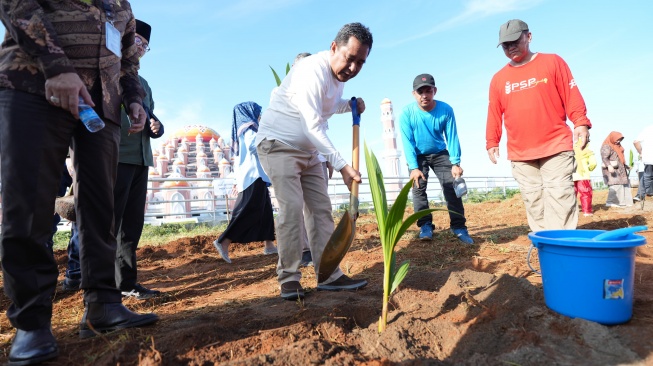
[1,190,653,365]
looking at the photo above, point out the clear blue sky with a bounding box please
[5,0,653,177]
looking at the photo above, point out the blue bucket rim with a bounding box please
[528,229,646,249]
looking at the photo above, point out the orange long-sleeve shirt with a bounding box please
[486,53,591,161]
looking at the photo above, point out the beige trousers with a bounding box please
[257,139,343,285]
[511,151,578,232]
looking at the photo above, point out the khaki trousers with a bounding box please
[257,139,343,285]
[511,151,578,232]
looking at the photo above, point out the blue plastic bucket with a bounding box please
[528,226,647,325]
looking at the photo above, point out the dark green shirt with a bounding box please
[119,75,156,166]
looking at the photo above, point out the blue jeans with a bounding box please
[636,172,645,199]
[644,165,653,197]
[65,221,81,280]
[411,152,467,230]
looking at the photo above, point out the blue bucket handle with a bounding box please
[527,244,541,275]
[592,225,647,241]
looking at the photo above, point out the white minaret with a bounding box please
[380,98,402,177]
[380,98,403,200]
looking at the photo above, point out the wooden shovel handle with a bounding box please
[351,97,360,198]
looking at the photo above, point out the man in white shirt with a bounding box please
[256,22,372,300]
[634,125,653,198]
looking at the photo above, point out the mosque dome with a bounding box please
[381,98,392,104]
[162,180,190,188]
[173,125,221,143]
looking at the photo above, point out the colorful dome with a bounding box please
[381,98,392,104]
[173,125,221,143]
[148,168,159,175]
[197,150,207,158]
[178,144,188,152]
[197,165,211,172]
[162,180,190,188]
[152,149,159,156]
[158,155,169,161]
[173,159,184,165]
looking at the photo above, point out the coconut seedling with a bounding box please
[364,142,439,332]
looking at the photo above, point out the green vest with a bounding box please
[119,75,155,166]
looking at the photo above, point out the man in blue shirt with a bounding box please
[399,74,473,244]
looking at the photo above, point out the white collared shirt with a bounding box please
[256,51,351,171]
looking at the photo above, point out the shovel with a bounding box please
[318,97,360,283]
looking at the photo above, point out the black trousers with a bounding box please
[114,163,149,291]
[0,89,121,330]
[412,152,467,230]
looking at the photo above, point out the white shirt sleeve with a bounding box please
[292,66,347,171]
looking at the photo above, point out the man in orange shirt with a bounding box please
[486,19,591,231]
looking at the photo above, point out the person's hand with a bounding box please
[574,125,590,150]
[409,168,426,188]
[487,147,500,164]
[326,161,334,179]
[230,184,238,197]
[128,103,146,133]
[607,165,615,173]
[451,165,463,179]
[350,97,366,114]
[150,119,161,135]
[339,164,361,191]
[45,72,93,119]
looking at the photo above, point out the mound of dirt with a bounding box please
[1,190,652,365]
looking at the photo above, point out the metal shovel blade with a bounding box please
[318,209,355,283]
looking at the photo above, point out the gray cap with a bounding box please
[497,19,528,47]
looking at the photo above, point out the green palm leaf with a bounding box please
[390,260,410,294]
[269,66,282,87]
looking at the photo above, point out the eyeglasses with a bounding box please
[135,36,150,52]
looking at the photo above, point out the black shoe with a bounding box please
[61,277,81,292]
[300,250,313,267]
[8,327,58,366]
[121,283,161,300]
[317,275,367,291]
[79,302,159,339]
[280,281,305,300]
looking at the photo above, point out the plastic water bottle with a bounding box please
[78,97,105,132]
[453,177,468,198]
